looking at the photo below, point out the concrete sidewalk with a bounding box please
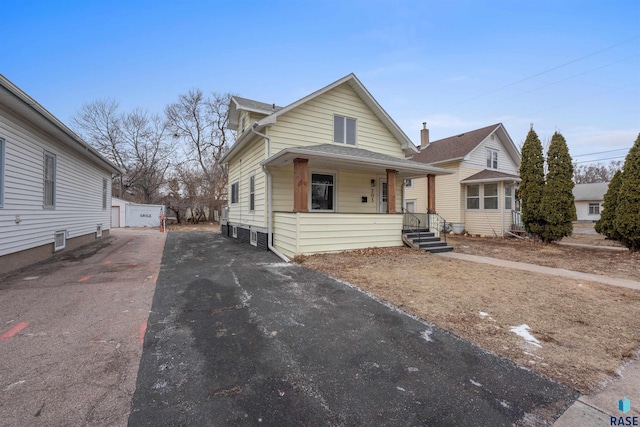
[436,251,640,425]
[437,252,640,290]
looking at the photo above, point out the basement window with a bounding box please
[232,226,237,238]
[96,224,103,238]
[54,230,66,251]
[250,230,257,246]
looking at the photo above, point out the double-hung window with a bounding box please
[484,183,498,209]
[466,185,480,210]
[334,115,356,145]
[249,173,255,211]
[44,151,56,208]
[231,181,239,204]
[487,149,498,169]
[504,184,513,210]
[0,138,5,207]
[311,172,335,211]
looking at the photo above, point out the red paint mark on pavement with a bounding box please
[1,322,29,341]
[153,276,158,284]
[104,260,112,265]
[139,322,147,343]
[78,276,91,282]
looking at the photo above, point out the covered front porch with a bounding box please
[262,144,451,258]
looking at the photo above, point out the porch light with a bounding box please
[371,179,376,187]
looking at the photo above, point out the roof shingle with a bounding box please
[412,124,501,164]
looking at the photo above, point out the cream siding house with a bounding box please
[220,74,451,259]
[406,123,521,237]
[573,182,608,221]
[0,74,121,274]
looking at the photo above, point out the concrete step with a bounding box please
[402,228,430,234]
[403,231,435,239]
[411,236,441,244]
[424,245,454,253]
[418,241,448,249]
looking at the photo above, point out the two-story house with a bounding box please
[406,123,521,237]
[220,74,451,260]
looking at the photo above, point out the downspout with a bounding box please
[251,123,290,262]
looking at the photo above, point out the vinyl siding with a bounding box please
[227,135,267,228]
[465,132,519,174]
[271,167,401,214]
[273,212,403,258]
[404,177,428,213]
[268,83,404,157]
[434,162,462,223]
[464,210,506,237]
[575,200,601,221]
[0,107,112,256]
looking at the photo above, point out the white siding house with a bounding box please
[573,182,608,221]
[0,74,121,274]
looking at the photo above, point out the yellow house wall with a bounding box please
[466,132,519,174]
[268,83,405,158]
[227,135,268,228]
[403,177,428,212]
[433,162,463,223]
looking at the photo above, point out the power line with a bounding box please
[574,155,627,164]
[574,147,631,158]
[433,34,640,113]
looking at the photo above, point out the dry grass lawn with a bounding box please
[295,247,640,393]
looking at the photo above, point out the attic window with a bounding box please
[334,115,356,145]
[487,149,498,169]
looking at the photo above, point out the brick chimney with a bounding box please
[420,122,430,149]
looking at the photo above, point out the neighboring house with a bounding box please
[407,123,522,237]
[0,74,121,274]
[573,182,608,221]
[220,73,451,260]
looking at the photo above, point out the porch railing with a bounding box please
[402,208,422,242]
[427,210,447,243]
[511,210,524,232]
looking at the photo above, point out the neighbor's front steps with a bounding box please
[402,229,454,254]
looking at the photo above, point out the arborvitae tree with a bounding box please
[539,132,576,243]
[614,133,640,251]
[519,128,546,237]
[595,169,623,240]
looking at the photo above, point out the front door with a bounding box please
[379,179,388,213]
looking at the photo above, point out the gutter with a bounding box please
[250,122,290,262]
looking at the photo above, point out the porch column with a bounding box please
[427,174,436,213]
[386,169,396,214]
[293,158,308,212]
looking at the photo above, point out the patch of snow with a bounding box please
[421,329,433,342]
[5,380,25,390]
[509,324,542,348]
[470,379,482,387]
[578,283,583,287]
[152,380,167,390]
[23,276,39,281]
[498,399,511,409]
[265,262,293,268]
[520,413,542,426]
[407,367,419,373]
[396,386,406,392]
[479,311,489,317]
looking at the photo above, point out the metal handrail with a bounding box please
[427,209,447,244]
[402,208,421,243]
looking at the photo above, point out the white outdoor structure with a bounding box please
[111,197,128,228]
[0,74,121,274]
[111,197,165,228]
[573,182,609,221]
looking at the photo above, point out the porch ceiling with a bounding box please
[261,144,453,179]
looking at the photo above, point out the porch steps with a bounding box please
[402,229,454,254]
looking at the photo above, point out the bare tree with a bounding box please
[73,100,173,202]
[165,90,233,221]
[573,160,622,184]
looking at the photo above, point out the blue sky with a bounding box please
[3,0,639,164]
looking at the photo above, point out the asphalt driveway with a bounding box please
[129,232,577,426]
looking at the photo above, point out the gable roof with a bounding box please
[0,74,121,175]
[222,73,418,164]
[228,96,283,128]
[573,182,609,201]
[411,123,520,168]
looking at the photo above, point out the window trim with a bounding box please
[309,170,337,212]
[231,180,239,204]
[43,150,56,209]
[102,178,108,210]
[333,115,357,145]
[588,202,600,215]
[249,172,255,212]
[504,184,513,210]
[466,184,480,210]
[0,137,5,208]
[487,148,498,170]
[404,179,413,188]
[483,183,499,210]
